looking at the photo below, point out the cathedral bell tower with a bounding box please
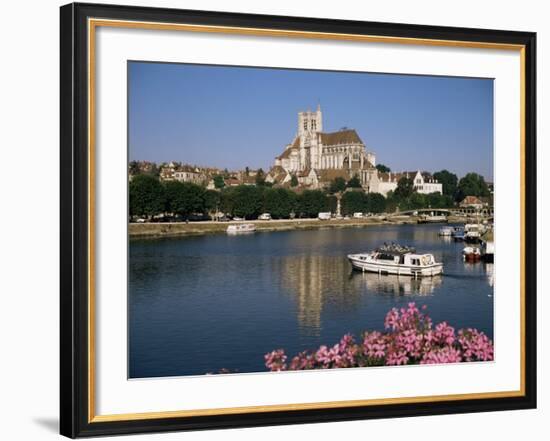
[298,104,323,137]
[297,104,323,170]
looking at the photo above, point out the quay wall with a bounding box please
[129,215,470,239]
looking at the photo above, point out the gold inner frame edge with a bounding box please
[87,17,527,423]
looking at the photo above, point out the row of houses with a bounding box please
[130,161,267,189]
[265,167,443,197]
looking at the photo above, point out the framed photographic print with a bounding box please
[60,2,537,438]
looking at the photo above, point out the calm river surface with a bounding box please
[129,224,494,378]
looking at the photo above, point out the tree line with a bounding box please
[129,169,492,221]
[130,174,336,220]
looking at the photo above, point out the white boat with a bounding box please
[347,244,443,277]
[464,223,486,243]
[418,213,448,224]
[226,223,256,234]
[438,226,454,236]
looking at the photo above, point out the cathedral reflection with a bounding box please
[275,254,442,335]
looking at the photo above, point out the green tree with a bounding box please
[433,169,458,198]
[255,168,266,186]
[213,175,225,189]
[426,192,453,209]
[365,193,386,213]
[329,177,347,194]
[263,188,297,219]
[327,195,338,214]
[297,190,329,218]
[164,181,205,219]
[150,163,160,177]
[376,164,391,173]
[347,174,362,188]
[129,160,140,176]
[232,185,264,219]
[129,174,165,218]
[384,190,400,213]
[341,191,367,215]
[203,189,221,216]
[220,187,235,215]
[457,173,490,200]
[290,174,299,187]
[408,192,427,210]
[394,177,414,199]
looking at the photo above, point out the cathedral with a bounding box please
[269,106,377,189]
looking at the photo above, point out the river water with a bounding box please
[129,224,494,378]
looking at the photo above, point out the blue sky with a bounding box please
[129,62,494,180]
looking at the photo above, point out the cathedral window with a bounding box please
[303,120,308,130]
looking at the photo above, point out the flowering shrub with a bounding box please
[265,303,493,371]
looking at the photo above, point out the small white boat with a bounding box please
[226,223,256,234]
[418,214,448,224]
[348,244,443,277]
[464,224,486,243]
[438,226,454,236]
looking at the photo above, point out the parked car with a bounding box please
[258,213,272,220]
[135,218,146,223]
[353,212,364,218]
[233,216,245,221]
[318,212,332,220]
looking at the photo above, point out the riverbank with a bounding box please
[129,218,384,238]
[129,215,470,239]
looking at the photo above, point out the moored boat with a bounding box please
[438,226,454,236]
[418,213,448,224]
[462,246,481,262]
[464,223,486,243]
[226,223,256,234]
[347,243,443,277]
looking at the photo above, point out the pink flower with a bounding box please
[263,303,494,372]
[264,349,287,371]
[421,346,462,364]
[434,322,456,346]
[458,329,494,361]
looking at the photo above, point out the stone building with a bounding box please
[269,106,376,189]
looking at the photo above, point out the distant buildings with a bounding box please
[369,171,443,197]
[459,196,488,210]
[158,162,208,185]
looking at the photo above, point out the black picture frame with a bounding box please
[60,2,537,438]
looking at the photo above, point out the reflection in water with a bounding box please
[439,235,453,244]
[485,263,494,287]
[275,254,442,334]
[354,271,443,297]
[275,255,361,335]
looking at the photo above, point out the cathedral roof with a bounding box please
[317,169,352,182]
[319,129,363,146]
[276,137,300,160]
